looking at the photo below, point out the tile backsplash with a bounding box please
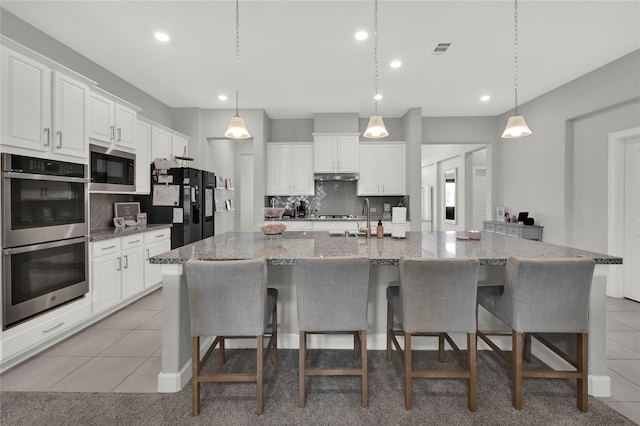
[90,193,135,230]
[267,181,409,220]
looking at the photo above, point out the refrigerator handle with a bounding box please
[193,205,200,224]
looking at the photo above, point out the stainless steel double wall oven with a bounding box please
[2,154,89,329]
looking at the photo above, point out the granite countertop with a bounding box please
[264,216,409,222]
[90,224,172,242]
[149,230,623,266]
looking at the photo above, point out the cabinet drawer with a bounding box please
[121,234,144,249]
[484,222,496,232]
[286,221,312,231]
[91,238,121,258]
[495,224,507,234]
[507,226,520,237]
[144,228,171,243]
[1,298,91,361]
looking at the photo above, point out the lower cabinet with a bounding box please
[121,235,145,299]
[91,238,122,314]
[144,228,171,288]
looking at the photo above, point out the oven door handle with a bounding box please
[2,171,88,184]
[3,236,88,255]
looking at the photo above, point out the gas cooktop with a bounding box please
[317,215,359,219]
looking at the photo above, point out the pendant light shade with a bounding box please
[502,115,532,138]
[501,0,532,139]
[225,115,251,139]
[363,0,388,139]
[225,0,250,140]
[363,115,389,138]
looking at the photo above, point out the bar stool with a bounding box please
[184,257,278,416]
[387,256,480,411]
[476,256,596,411]
[294,255,370,408]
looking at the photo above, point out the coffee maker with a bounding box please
[297,201,307,218]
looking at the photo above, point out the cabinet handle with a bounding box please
[124,254,129,269]
[101,245,117,251]
[337,160,340,170]
[332,161,335,171]
[155,234,165,239]
[382,184,385,193]
[117,128,122,142]
[129,240,141,245]
[42,322,65,334]
[111,126,115,141]
[146,249,150,259]
[56,131,62,148]
[44,128,51,146]
[117,256,122,271]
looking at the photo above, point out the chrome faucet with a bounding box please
[359,198,371,238]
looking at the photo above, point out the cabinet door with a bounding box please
[136,121,151,194]
[314,135,336,172]
[145,239,171,288]
[151,127,172,160]
[171,134,188,158]
[52,72,88,159]
[1,47,51,152]
[92,254,122,314]
[121,246,144,299]
[357,144,380,195]
[291,144,314,195]
[336,136,359,172]
[379,144,405,195]
[115,104,137,151]
[267,144,292,195]
[88,92,114,145]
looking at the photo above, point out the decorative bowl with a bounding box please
[261,223,286,235]
[467,230,481,240]
[264,208,285,219]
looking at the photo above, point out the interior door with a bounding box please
[624,138,640,301]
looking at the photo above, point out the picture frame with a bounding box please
[496,207,506,221]
[136,212,147,225]
[113,217,125,228]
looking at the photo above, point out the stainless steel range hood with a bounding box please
[314,173,360,182]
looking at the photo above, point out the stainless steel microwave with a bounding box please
[90,145,136,192]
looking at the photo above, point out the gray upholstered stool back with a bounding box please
[398,256,480,334]
[295,256,370,332]
[495,256,596,333]
[185,257,268,337]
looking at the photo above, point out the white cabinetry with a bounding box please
[267,143,314,196]
[313,134,359,173]
[88,89,139,151]
[151,125,189,161]
[1,45,91,162]
[135,120,151,194]
[144,228,171,288]
[312,221,359,232]
[120,235,145,299]
[91,239,122,314]
[358,143,406,196]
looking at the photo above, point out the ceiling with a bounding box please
[2,1,639,119]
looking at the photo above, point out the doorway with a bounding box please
[608,127,640,301]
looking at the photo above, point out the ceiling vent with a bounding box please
[433,42,452,55]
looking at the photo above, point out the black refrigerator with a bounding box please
[140,167,205,249]
[202,171,215,239]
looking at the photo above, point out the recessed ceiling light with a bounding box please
[390,60,402,68]
[355,31,368,41]
[374,93,383,101]
[154,32,170,42]
[480,95,491,102]
[218,94,228,101]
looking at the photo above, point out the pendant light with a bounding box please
[225,0,251,139]
[363,0,389,139]
[501,0,532,139]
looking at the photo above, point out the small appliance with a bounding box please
[90,145,135,192]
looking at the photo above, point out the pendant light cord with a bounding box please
[513,0,519,115]
[373,0,379,116]
[234,0,240,116]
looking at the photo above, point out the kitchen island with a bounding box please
[151,231,622,396]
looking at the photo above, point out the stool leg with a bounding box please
[361,330,368,408]
[257,335,264,415]
[272,305,278,365]
[299,331,306,408]
[192,336,200,416]
[219,337,225,366]
[577,333,588,412]
[404,332,413,410]
[438,333,446,363]
[468,333,477,412]
[387,302,393,361]
[512,331,523,410]
[523,333,532,363]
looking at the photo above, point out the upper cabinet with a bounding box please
[358,143,406,196]
[1,44,93,162]
[267,143,314,196]
[313,134,359,173]
[150,125,189,161]
[135,119,152,194]
[88,88,139,151]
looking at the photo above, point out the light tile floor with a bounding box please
[0,288,163,393]
[1,290,639,423]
